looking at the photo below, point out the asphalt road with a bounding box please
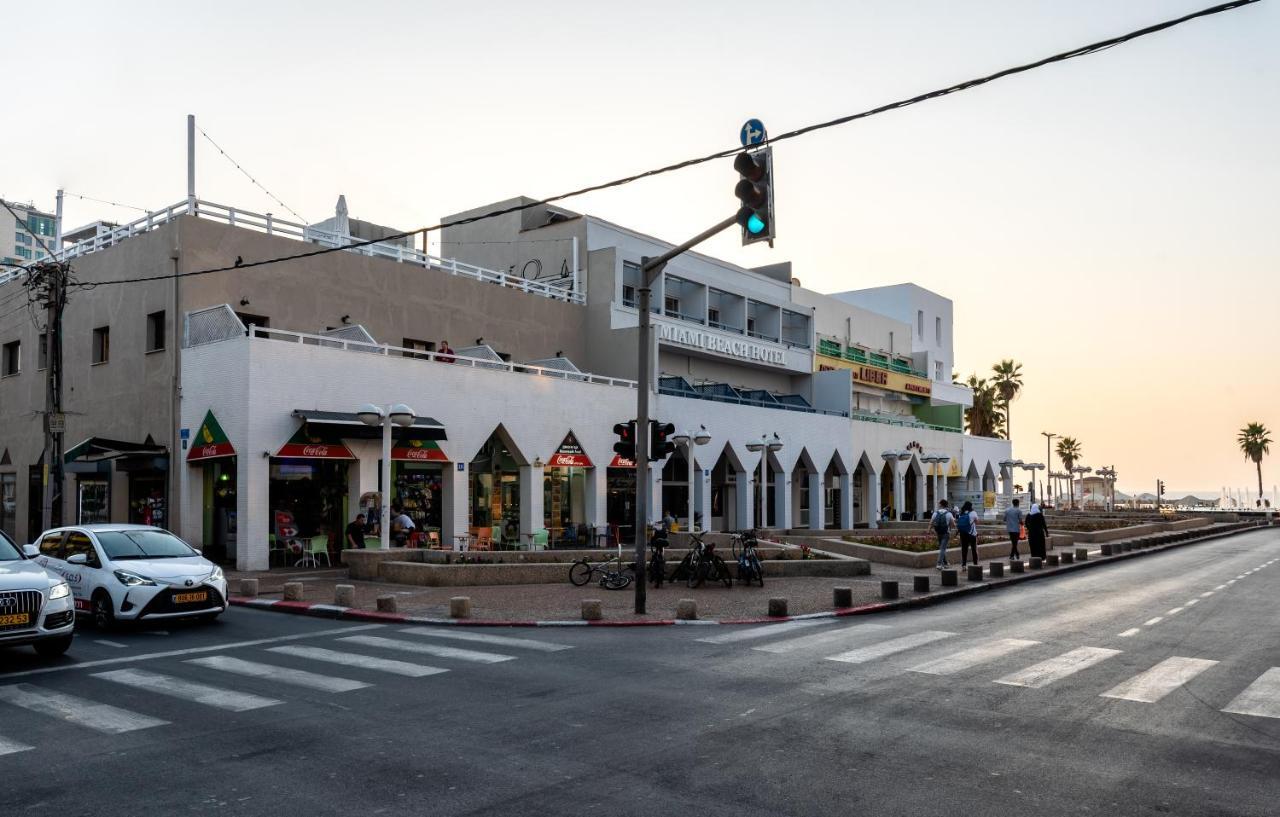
[2,527,1277,817]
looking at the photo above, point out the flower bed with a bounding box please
[844,534,1005,553]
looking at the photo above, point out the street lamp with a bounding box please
[1049,471,1071,507]
[745,433,783,530]
[358,402,416,551]
[672,425,711,532]
[921,455,941,507]
[998,458,1022,499]
[1097,466,1117,511]
[1019,462,1045,505]
[1070,465,1092,511]
[1041,432,1057,505]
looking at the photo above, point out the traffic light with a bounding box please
[613,421,636,461]
[1157,479,1165,496]
[734,148,774,246]
[650,421,676,461]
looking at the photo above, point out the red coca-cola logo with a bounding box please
[302,445,330,457]
[404,448,431,460]
[201,445,219,457]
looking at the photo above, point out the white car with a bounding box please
[0,528,75,657]
[32,524,228,629]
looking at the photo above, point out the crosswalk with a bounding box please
[698,621,1280,721]
[0,626,571,754]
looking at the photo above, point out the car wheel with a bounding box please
[33,635,73,658]
[92,592,117,630]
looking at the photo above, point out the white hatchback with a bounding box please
[32,524,227,629]
[0,528,75,657]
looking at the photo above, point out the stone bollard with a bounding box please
[1100,544,1114,556]
[913,575,930,593]
[282,581,304,601]
[1030,557,1043,570]
[449,596,472,619]
[581,599,602,622]
[940,569,958,587]
[676,598,698,620]
[376,594,397,613]
[967,565,984,581]
[1060,551,1075,564]
[768,597,789,617]
[880,580,899,600]
[989,561,1004,578]
[1123,542,1135,552]
[334,584,355,607]
[1046,554,1060,567]
[1075,548,1089,562]
[1010,559,1025,574]
[239,578,259,599]
[833,587,853,608]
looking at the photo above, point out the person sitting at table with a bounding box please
[345,513,366,550]
[390,504,416,547]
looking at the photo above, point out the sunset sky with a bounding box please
[2,0,1275,497]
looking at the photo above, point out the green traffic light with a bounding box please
[747,213,766,234]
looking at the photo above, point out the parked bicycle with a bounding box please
[569,551,634,590]
[732,529,765,587]
[671,531,732,589]
[647,525,669,588]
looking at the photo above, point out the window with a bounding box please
[707,288,742,332]
[234,312,269,331]
[935,361,944,380]
[14,232,30,245]
[1,340,18,376]
[664,295,680,316]
[781,310,811,348]
[37,334,47,370]
[63,531,101,567]
[92,326,110,365]
[146,311,166,352]
[621,262,640,308]
[917,310,924,338]
[402,338,434,359]
[14,246,31,260]
[38,531,64,558]
[935,316,942,345]
[26,215,55,237]
[708,306,720,325]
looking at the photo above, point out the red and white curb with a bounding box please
[229,523,1263,628]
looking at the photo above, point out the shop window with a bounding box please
[146,311,166,352]
[77,479,110,525]
[1,340,19,376]
[469,434,522,545]
[92,326,110,365]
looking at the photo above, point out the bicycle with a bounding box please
[732,529,765,587]
[569,551,634,590]
[674,531,732,589]
[647,526,669,588]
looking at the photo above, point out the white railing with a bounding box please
[45,198,585,305]
[246,325,637,389]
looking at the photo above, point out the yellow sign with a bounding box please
[816,354,932,398]
[948,459,962,478]
[983,491,997,509]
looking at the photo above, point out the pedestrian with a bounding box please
[1026,503,1049,559]
[344,513,367,550]
[1004,498,1024,559]
[663,510,676,532]
[930,499,955,569]
[956,500,979,568]
[390,504,416,547]
[437,339,455,363]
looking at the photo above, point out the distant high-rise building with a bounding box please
[0,199,57,269]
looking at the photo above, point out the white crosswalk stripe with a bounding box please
[826,631,954,665]
[697,619,831,644]
[339,635,514,664]
[0,684,168,733]
[1221,668,1280,720]
[186,656,370,692]
[1100,657,1218,703]
[267,646,448,678]
[909,639,1040,676]
[994,647,1121,689]
[395,628,572,652]
[92,668,281,712]
[753,623,891,655]
[0,735,34,756]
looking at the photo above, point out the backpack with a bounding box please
[932,511,950,535]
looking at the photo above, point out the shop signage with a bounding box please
[391,439,448,462]
[657,322,787,367]
[275,425,355,460]
[948,459,962,478]
[547,432,592,468]
[609,454,635,468]
[816,353,932,398]
[186,411,236,462]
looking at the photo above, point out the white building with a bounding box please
[0,199,57,269]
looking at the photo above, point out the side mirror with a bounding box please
[22,545,39,558]
[66,553,89,566]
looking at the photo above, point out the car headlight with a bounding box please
[48,581,71,600]
[114,569,156,587]
[209,565,224,582]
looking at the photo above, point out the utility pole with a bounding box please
[33,262,68,532]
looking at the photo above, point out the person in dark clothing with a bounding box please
[344,513,366,550]
[1026,503,1049,559]
[956,501,979,568]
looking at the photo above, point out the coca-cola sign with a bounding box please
[186,440,235,461]
[391,441,448,462]
[276,441,355,460]
[302,445,330,457]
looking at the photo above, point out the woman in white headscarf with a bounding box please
[1026,503,1049,559]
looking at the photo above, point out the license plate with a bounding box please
[0,613,30,626]
[173,591,207,604]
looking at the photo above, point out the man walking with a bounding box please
[1004,498,1025,559]
[931,499,955,569]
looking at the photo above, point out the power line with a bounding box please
[63,191,149,214]
[64,0,1262,291]
[198,126,309,224]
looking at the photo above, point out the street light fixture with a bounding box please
[672,425,711,532]
[358,402,417,551]
[1041,432,1057,505]
[746,433,783,530]
[1019,462,1045,505]
[1070,465,1092,511]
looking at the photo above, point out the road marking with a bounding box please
[92,668,281,712]
[826,631,954,665]
[1101,657,1219,703]
[1222,668,1280,720]
[0,735,34,756]
[1226,580,1237,585]
[1118,628,1141,638]
[1143,617,1163,626]
[753,623,891,655]
[1214,584,1228,591]
[395,628,572,652]
[94,640,129,649]
[267,646,449,678]
[1185,599,1200,607]
[186,656,370,692]
[338,635,514,664]
[1166,607,1185,616]
[0,624,386,680]
[1199,591,1214,598]
[0,684,168,733]
[994,647,1121,689]
[697,619,829,644]
[908,638,1040,675]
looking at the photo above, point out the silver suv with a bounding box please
[0,529,75,658]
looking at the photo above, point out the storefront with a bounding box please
[544,432,591,546]
[187,411,238,565]
[270,425,354,557]
[469,433,521,546]
[389,439,448,534]
[606,453,636,544]
[63,436,169,527]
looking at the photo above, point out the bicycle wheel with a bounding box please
[604,571,633,590]
[687,557,707,588]
[750,554,765,587]
[649,553,665,588]
[714,556,733,588]
[569,560,593,586]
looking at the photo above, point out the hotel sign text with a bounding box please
[657,322,787,366]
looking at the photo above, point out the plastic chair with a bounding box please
[532,529,549,550]
[427,531,442,549]
[473,532,493,551]
[304,535,330,567]
[490,526,503,550]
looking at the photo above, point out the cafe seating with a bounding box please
[297,535,330,568]
[473,531,493,551]
[426,531,442,549]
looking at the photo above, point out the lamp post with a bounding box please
[1049,471,1070,507]
[1020,462,1045,506]
[998,458,1022,501]
[671,425,711,532]
[1097,466,1117,511]
[745,433,783,530]
[1070,465,1092,511]
[921,455,941,507]
[357,402,416,551]
[1040,432,1057,505]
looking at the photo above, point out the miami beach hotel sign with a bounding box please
[657,322,788,367]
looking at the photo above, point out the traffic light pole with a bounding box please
[634,212,739,614]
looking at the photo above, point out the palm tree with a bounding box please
[1056,437,1083,510]
[1237,422,1272,505]
[963,375,1005,438]
[991,359,1024,441]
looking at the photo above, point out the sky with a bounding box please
[2,0,1276,497]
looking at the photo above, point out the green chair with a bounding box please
[532,529,549,550]
[490,526,503,550]
[302,535,330,567]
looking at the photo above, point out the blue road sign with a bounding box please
[740,119,767,147]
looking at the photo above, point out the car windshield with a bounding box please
[97,530,197,560]
[0,530,20,562]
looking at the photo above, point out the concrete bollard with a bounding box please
[375,594,397,613]
[1060,551,1075,564]
[940,569,958,587]
[1075,548,1089,562]
[449,596,472,619]
[676,598,698,620]
[1010,559,1025,573]
[1046,554,1060,567]
[581,599,602,621]
[880,580,899,600]
[1100,544,1114,556]
[833,587,853,608]
[334,584,355,607]
[282,581,304,601]
[913,575,930,593]
[768,597,789,617]
[239,578,259,599]
[989,561,1004,578]
[1030,557,1043,570]
[1123,542,1134,552]
[967,565,984,582]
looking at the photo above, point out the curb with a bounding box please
[228,523,1267,628]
